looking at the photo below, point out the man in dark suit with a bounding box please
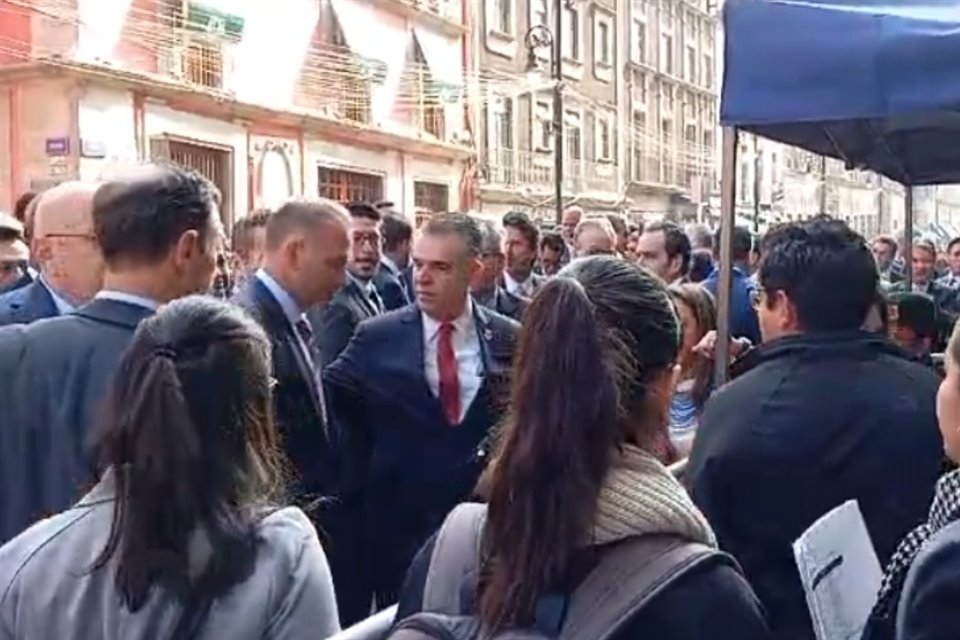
[0,182,104,326]
[471,218,526,321]
[0,164,223,543]
[501,211,546,297]
[375,206,414,308]
[231,198,357,618]
[233,198,349,501]
[309,202,386,366]
[326,213,520,610]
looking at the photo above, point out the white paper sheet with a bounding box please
[793,500,883,640]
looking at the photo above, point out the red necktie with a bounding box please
[437,322,460,425]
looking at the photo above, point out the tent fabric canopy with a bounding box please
[720,0,960,186]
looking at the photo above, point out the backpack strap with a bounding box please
[559,534,730,640]
[421,502,488,614]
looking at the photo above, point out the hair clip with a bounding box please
[153,346,177,360]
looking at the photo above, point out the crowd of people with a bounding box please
[0,162,957,640]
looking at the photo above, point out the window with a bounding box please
[633,19,647,64]
[596,19,611,65]
[739,161,750,202]
[703,54,714,89]
[414,181,449,214]
[151,136,233,225]
[686,46,697,84]
[563,7,580,60]
[400,39,445,139]
[685,123,697,144]
[535,100,552,151]
[318,167,383,202]
[566,110,582,161]
[183,40,224,89]
[493,0,511,33]
[597,117,612,161]
[661,33,674,75]
[493,97,513,149]
[633,74,648,108]
[532,0,548,28]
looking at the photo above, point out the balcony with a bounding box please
[381,0,465,36]
[482,148,619,194]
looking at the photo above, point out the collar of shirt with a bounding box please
[503,271,532,296]
[347,271,377,299]
[256,268,304,327]
[381,255,402,277]
[38,275,76,315]
[422,298,476,344]
[94,289,161,311]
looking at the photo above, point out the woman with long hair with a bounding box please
[667,284,718,459]
[393,256,768,639]
[0,296,340,639]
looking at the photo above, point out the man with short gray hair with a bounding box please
[470,219,526,321]
[326,212,519,608]
[573,217,617,257]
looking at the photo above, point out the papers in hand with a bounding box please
[793,500,882,640]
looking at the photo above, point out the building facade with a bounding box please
[474,0,623,222]
[0,0,474,226]
[732,133,960,241]
[472,0,721,223]
[622,0,718,221]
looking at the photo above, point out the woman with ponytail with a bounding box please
[0,296,340,640]
[393,256,768,639]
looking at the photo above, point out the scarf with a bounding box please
[868,468,960,625]
[591,444,717,548]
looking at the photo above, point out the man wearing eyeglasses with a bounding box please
[0,182,104,326]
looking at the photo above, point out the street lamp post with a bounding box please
[525,0,567,226]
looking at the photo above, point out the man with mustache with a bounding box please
[310,201,386,367]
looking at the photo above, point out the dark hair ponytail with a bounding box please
[91,296,279,611]
[477,276,621,631]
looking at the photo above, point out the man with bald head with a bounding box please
[0,182,104,325]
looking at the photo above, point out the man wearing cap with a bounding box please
[0,182,103,326]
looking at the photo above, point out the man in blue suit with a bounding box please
[0,164,224,543]
[326,213,519,612]
[374,205,414,309]
[0,182,104,326]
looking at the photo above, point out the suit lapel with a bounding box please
[9,280,56,323]
[250,280,325,418]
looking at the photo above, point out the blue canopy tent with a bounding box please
[712,0,960,384]
[722,0,960,185]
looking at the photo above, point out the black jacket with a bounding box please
[395,533,770,640]
[0,279,57,326]
[687,331,943,640]
[308,278,382,368]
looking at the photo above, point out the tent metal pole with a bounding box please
[905,186,914,289]
[714,126,738,388]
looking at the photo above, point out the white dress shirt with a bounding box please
[255,269,326,417]
[422,300,484,422]
[503,271,535,298]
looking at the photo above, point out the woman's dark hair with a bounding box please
[668,284,717,412]
[91,296,285,611]
[476,256,680,632]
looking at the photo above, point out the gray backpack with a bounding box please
[388,503,732,640]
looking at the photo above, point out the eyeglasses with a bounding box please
[41,233,96,241]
